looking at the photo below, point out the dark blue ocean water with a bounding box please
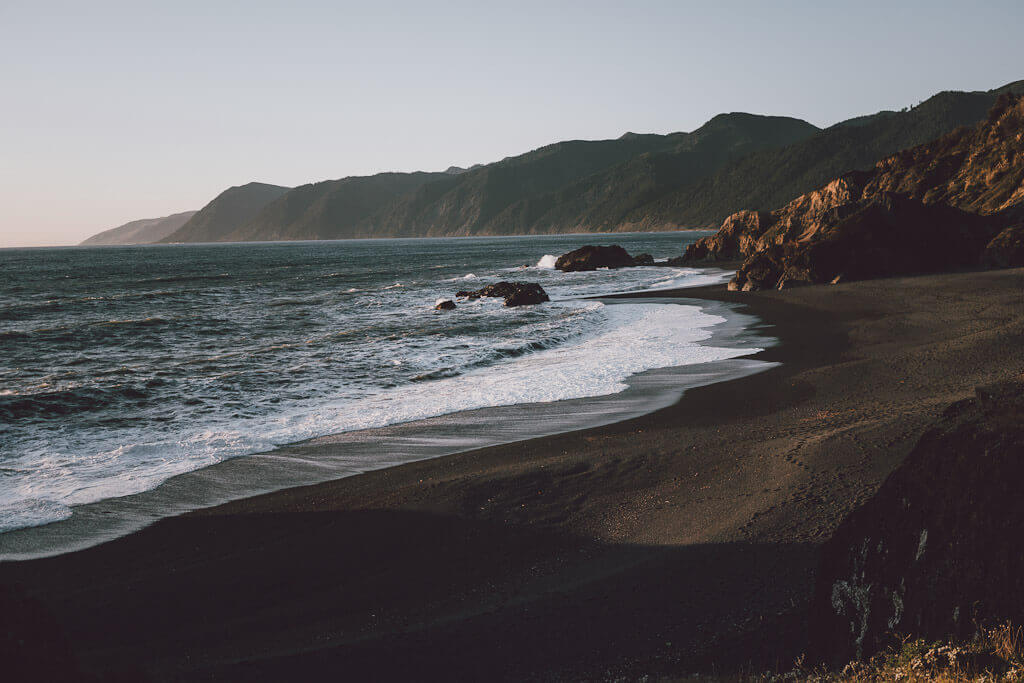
[0,232,749,533]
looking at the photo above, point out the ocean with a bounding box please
[0,232,766,549]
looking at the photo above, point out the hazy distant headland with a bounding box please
[79,211,197,246]
[82,80,1023,246]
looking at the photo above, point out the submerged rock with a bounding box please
[555,245,636,272]
[455,282,550,307]
[434,298,456,310]
[809,380,1024,665]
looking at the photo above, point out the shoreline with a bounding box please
[0,290,770,561]
[4,267,1023,680]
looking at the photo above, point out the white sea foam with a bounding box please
[0,499,72,533]
[0,300,760,530]
[642,267,733,291]
[536,254,558,269]
[0,234,747,535]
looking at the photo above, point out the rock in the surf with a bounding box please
[555,245,637,272]
[455,282,550,307]
[434,298,456,310]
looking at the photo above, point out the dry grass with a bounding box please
[671,624,1024,682]
[772,624,1024,682]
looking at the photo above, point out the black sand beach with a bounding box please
[3,267,1023,681]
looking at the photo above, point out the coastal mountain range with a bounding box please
[82,80,1023,245]
[159,182,291,243]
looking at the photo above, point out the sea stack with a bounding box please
[555,245,638,272]
[455,282,550,307]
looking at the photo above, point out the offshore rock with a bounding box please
[434,299,456,310]
[809,381,1024,665]
[555,245,636,271]
[633,253,655,266]
[455,282,550,307]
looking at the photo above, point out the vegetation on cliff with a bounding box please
[160,182,290,243]
[224,172,452,241]
[776,624,1024,681]
[202,114,816,242]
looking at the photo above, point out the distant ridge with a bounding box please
[227,173,451,242]
[80,211,197,245]
[120,78,1023,244]
[167,113,819,242]
[476,112,819,235]
[161,182,290,243]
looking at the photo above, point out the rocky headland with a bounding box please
[682,94,1024,291]
[454,281,550,307]
[79,211,197,246]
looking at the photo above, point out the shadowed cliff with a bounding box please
[810,380,1024,665]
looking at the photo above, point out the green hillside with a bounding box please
[623,82,1024,228]
[229,173,450,241]
[161,182,290,243]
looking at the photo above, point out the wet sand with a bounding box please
[3,267,1023,681]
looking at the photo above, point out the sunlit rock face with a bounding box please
[685,94,1024,291]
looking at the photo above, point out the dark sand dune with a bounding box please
[3,267,1023,681]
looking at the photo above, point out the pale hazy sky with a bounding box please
[2,0,1022,247]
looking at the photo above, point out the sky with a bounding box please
[1,0,1022,247]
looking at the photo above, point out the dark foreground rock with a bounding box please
[434,299,456,310]
[982,223,1024,268]
[555,245,637,271]
[809,380,1024,665]
[455,282,550,307]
